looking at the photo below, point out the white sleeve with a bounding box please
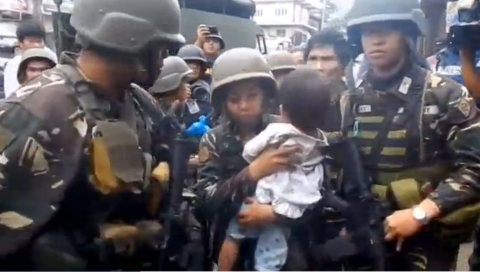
[242,125,278,163]
[4,59,20,98]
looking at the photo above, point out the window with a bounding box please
[274,8,287,16]
[255,9,263,16]
[276,29,286,37]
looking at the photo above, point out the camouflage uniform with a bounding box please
[177,45,213,127]
[0,0,184,269]
[343,0,480,270]
[195,47,298,269]
[265,51,296,114]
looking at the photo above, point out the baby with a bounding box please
[218,68,332,271]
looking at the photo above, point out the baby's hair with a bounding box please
[278,68,331,131]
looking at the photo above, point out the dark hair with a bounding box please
[16,21,46,42]
[304,28,351,69]
[278,68,331,131]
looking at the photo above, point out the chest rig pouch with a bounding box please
[348,70,429,173]
[56,65,152,195]
[89,120,146,194]
[347,70,480,245]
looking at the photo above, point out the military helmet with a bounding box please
[17,48,57,83]
[205,31,225,50]
[346,0,426,35]
[149,56,192,95]
[265,51,296,72]
[211,47,277,111]
[177,44,208,65]
[70,0,185,54]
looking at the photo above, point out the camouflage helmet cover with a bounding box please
[17,48,57,82]
[149,56,192,95]
[211,47,277,110]
[345,0,426,35]
[177,44,208,64]
[70,0,185,54]
[265,51,296,72]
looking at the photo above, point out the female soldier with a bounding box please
[177,44,212,127]
[196,47,313,270]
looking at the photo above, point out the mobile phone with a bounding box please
[207,25,218,35]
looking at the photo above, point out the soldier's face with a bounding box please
[203,38,221,55]
[187,61,201,80]
[361,26,404,70]
[24,59,53,83]
[307,46,343,82]
[225,79,264,125]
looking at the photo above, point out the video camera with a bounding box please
[448,0,480,50]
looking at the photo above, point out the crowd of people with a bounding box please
[0,0,480,271]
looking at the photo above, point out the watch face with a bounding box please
[413,207,427,221]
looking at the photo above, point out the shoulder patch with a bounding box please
[430,73,444,88]
[198,146,210,163]
[457,99,471,117]
[0,211,33,229]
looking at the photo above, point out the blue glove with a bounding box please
[184,115,211,137]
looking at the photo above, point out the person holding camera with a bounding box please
[460,49,480,102]
[194,24,225,66]
[439,12,480,105]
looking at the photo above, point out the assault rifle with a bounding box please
[315,139,387,270]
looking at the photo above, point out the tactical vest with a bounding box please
[344,69,480,245]
[55,64,155,195]
[24,64,162,270]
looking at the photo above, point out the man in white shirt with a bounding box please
[4,21,57,98]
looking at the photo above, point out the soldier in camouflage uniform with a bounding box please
[196,47,307,270]
[265,51,296,85]
[264,51,296,115]
[177,44,213,127]
[0,0,184,269]
[17,47,57,85]
[342,0,480,270]
[150,56,192,126]
[149,56,202,176]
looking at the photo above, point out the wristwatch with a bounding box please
[412,205,430,225]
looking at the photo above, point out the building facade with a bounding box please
[253,0,321,51]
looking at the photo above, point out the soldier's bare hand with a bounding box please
[384,208,423,244]
[196,24,210,43]
[248,145,302,181]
